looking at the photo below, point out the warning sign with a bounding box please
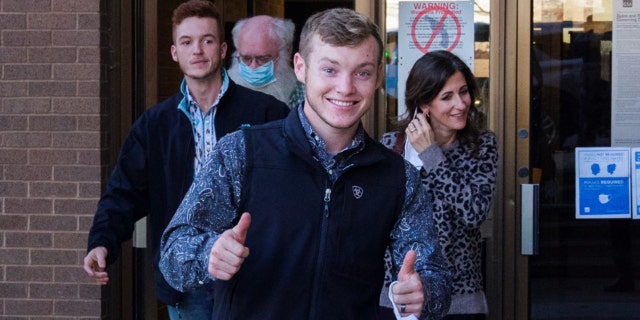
[410,4,463,53]
[397,1,474,116]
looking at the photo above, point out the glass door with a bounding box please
[528,1,640,318]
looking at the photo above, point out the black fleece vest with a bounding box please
[212,116,408,320]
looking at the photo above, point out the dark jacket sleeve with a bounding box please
[86,115,150,264]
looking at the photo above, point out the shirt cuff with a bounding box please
[387,281,419,320]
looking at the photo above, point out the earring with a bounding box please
[426,111,431,122]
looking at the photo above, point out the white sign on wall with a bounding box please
[397,1,474,117]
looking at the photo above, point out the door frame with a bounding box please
[471,0,532,318]
[461,0,533,317]
[502,0,532,318]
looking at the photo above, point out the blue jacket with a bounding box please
[86,79,289,305]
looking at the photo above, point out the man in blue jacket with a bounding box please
[82,1,289,319]
[160,7,451,320]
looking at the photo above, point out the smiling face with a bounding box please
[294,34,382,138]
[421,71,471,136]
[171,16,227,82]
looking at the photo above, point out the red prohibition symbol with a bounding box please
[411,6,462,53]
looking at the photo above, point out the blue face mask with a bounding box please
[238,60,276,88]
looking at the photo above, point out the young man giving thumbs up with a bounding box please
[159,8,451,320]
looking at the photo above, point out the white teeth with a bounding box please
[331,99,353,107]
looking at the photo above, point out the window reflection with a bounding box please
[529,1,640,319]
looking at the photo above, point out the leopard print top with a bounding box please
[380,130,498,299]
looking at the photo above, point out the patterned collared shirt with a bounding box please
[178,71,230,174]
[296,105,365,183]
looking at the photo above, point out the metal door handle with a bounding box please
[521,184,539,255]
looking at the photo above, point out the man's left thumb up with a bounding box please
[398,250,417,281]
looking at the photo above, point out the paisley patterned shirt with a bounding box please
[178,71,230,174]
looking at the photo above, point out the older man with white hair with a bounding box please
[228,15,304,108]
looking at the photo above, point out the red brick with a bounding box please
[77,150,100,165]
[0,215,28,231]
[0,249,29,264]
[54,64,100,80]
[3,64,52,80]
[3,30,52,47]
[0,149,28,164]
[52,30,100,46]
[30,182,77,197]
[28,13,76,29]
[5,198,53,214]
[6,266,53,282]
[53,232,86,249]
[52,97,100,114]
[29,47,77,63]
[29,81,77,97]
[51,131,100,148]
[5,299,53,316]
[78,14,100,29]
[30,115,77,131]
[52,0,100,12]
[2,0,51,12]
[5,231,53,248]
[55,266,90,283]
[0,181,28,197]
[0,47,28,63]
[2,97,51,114]
[0,115,28,130]
[30,283,78,299]
[30,215,77,231]
[29,149,78,165]
[0,283,28,298]
[55,299,100,317]
[77,80,100,97]
[55,199,98,215]
[78,182,100,197]
[0,82,28,97]
[77,115,100,131]
[53,165,100,181]
[0,13,27,29]
[3,132,52,147]
[0,1,107,318]
[31,249,78,265]
[4,165,53,180]
[78,283,101,299]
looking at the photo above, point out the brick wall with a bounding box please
[0,0,104,318]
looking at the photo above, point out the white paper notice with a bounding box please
[612,0,640,146]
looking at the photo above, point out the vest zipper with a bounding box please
[311,185,332,320]
[323,188,331,217]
